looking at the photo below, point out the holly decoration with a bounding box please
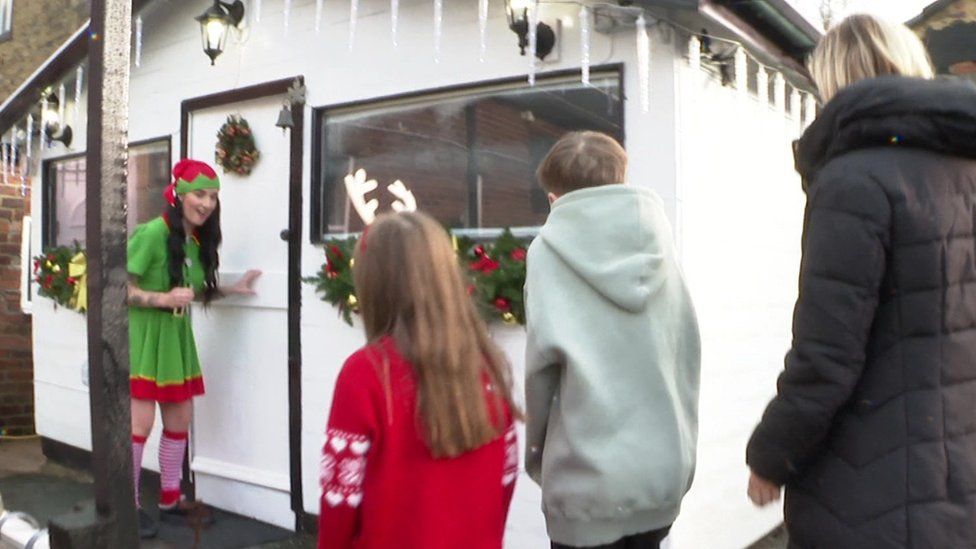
[215,115,260,176]
[457,229,528,326]
[305,230,528,327]
[33,244,85,312]
[303,237,358,325]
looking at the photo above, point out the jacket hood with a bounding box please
[795,76,976,183]
[538,185,669,313]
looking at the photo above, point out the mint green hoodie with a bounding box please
[524,184,701,547]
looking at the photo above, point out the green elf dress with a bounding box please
[128,216,206,402]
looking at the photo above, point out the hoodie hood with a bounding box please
[795,76,976,184]
[537,185,670,313]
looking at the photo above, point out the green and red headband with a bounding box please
[163,159,221,206]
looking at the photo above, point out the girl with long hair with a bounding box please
[318,212,521,549]
[127,159,261,538]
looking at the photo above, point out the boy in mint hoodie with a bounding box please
[525,131,701,549]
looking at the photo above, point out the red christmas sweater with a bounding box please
[318,337,518,549]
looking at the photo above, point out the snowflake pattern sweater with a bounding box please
[318,338,518,549]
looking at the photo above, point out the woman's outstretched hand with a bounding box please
[748,470,781,507]
[230,269,263,296]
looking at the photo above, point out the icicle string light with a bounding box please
[283,0,292,33]
[349,0,359,51]
[391,0,400,47]
[527,1,538,86]
[580,6,590,85]
[58,83,66,125]
[478,0,489,63]
[316,0,324,34]
[74,67,83,124]
[434,0,443,63]
[636,14,650,112]
[254,0,262,23]
[135,15,143,68]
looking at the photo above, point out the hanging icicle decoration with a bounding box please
[433,0,443,63]
[2,136,8,185]
[478,0,488,62]
[283,0,292,33]
[636,14,651,112]
[527,1,539,86]
[349,0,359,51]
[73,66,83,124]
[25,114,33,165]
[58,83,66,125]
[254,0,262,23]
[391,0,400,47]
[580,5,591,85]
[315,0,324,34]
[134,15,143,68]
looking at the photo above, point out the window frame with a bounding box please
[42,136,172,249]
[309,63,625,244]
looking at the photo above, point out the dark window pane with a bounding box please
[316,71,622,239]
[44,139,171,248]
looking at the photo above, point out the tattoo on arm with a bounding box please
[127,277,163,308]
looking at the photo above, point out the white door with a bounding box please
[187,96,294,529]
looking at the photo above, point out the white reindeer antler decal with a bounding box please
[344,169,379,225]
[387,180,418,213]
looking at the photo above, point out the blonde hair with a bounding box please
[353,212,519,458]
[809,14,934,103]
[536,131,627,196]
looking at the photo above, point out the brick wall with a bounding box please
[0,0,87,435]
[0,167,31,436]
[0,0,89,102]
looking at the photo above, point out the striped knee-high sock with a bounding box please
[132,434,147,508]
[159,430,188,508]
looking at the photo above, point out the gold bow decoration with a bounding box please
[67,252,87,312]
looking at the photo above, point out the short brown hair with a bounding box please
[536,131,627,196]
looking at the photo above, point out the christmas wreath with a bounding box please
[305,230,528,327]
[215,115,260,176]
[34,244,87,313]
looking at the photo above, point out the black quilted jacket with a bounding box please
[747,76,976,549]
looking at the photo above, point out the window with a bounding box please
[43,138,171,248]
[312,69,623,241]
[0,0,12,40]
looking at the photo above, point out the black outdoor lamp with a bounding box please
[195,0,245,65]
[506,0,556,60]
[42,92,72,148]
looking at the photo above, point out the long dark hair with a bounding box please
[166,196,222,304]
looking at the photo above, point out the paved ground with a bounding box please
[0,438,314,548]
[1,437,786,548]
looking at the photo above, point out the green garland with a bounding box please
[305,230,529,326]
[215,115,260,176]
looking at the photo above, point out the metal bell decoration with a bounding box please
[275,104,294,132]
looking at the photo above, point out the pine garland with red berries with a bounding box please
[215,115,260,176]
[305,230,528,326]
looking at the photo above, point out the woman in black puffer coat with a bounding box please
[746,14,976,549]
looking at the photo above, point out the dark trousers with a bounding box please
[551,526,671,549]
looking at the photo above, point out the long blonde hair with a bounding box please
[809,14,934,102]
[353,212,519,458]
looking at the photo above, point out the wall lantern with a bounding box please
[506,0,556,60]
[195,0,245,65]
[42,93,72,148]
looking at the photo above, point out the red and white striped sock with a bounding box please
[132,434,147,508]
[159,430,188,509]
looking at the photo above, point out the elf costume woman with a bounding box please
[126,159,260,538]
